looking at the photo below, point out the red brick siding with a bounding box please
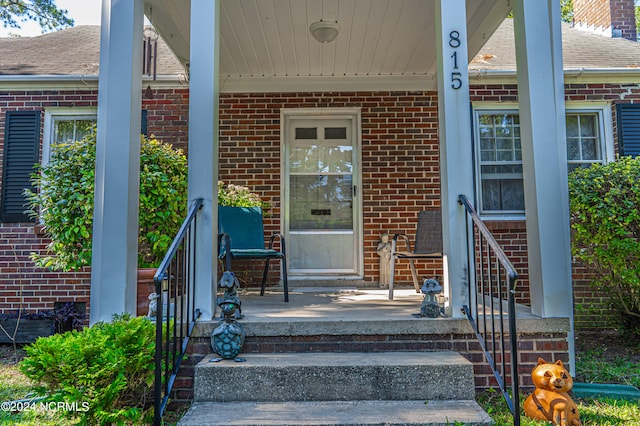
[574,0,637,40]
[217,92,443,286]
[3,84,640,325]
[0,88,189,316]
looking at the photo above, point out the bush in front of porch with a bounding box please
[24,132,188,271]
[569,156,640,337]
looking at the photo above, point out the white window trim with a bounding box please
[565,101,614,164]
[472,102,614,220]
[43,108,97,165]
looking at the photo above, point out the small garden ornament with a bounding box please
[524,358,581,426]
[210,271,246,362]
[414,278,443,318]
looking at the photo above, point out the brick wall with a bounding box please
[217,92,443,286]
[574,0,637,40]
[3,84,639,326]
[0,87,189,316]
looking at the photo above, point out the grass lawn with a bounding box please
[479,329,640,425]
[0,358,75,425]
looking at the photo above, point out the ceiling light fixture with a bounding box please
[309,20,341,43]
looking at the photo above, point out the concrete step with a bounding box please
[194,351,475,403]
[178,400,493,425]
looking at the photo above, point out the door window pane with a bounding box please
[289,144,352,173]
[295,127,317,140]
[289,175,353,230]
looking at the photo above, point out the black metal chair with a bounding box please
[218,205,289,302]
[389,209,443,299]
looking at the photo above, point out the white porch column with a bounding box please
[188,0,220,320]
[90,0,143,324]
[512,0,574,370]
[435,0,474,318]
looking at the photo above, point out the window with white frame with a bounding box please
[476,111,524,214]
[566,112,604,171]
[474,106,611,216]
[43,110,97,164]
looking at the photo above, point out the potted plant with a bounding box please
[25,131,188,315]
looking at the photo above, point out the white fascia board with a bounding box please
[470,68,640,84]
[0,74,186,90]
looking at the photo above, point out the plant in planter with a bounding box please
[217,181,272,286]
[217,180,270,210]
[0,302,86,344]
[25,132,188,314]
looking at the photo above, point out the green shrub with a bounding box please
[568,156,640,335]
[19,315,155,425]
[25,132,188,270]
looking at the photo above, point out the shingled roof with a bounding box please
[0,25,184,76]
[471,18,640,70]
[1,19,639,77]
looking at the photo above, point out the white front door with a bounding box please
[282,110,362,277]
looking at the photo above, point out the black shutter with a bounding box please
[617,103,640,157]
[141,109,148,136]
[1,111,41,222]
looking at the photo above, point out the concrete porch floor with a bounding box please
[193,286,569,338]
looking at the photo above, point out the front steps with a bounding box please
[179,351,493,425]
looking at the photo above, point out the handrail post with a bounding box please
[153,198,204,425]
[458,194,520,425]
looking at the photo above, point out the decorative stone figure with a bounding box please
[210,271,246,362]
[210,298,246,362]
[377,233,392,287]
[147,292,158,319]
[524,358,581,426]
[218,270,242,319]
[418,278,443,318]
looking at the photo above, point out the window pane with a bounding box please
[567,139,580,160]
[566,116,579,138]
[565,112,602,166]
[54,118,96,145]
[75,120,95,140]
[325,127,347,139]
[481,177,524,211]
[579,115,597,138]
[581,138,598,160]
[295,127,317,140]
[289,175,353,230]
[289,144,352,173]
[477,112,523,213]
[479,125,494,138]
[54,121,76,144]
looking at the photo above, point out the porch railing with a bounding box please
[458,194,520,426]
[153,198,203,426]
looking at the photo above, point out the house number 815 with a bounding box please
[449,30,462,90]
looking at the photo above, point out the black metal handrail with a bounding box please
[458,194,520,426]
[153,198,203,425]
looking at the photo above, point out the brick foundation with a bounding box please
[169,329,570,407]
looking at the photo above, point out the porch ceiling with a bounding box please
[144,0,511,91]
